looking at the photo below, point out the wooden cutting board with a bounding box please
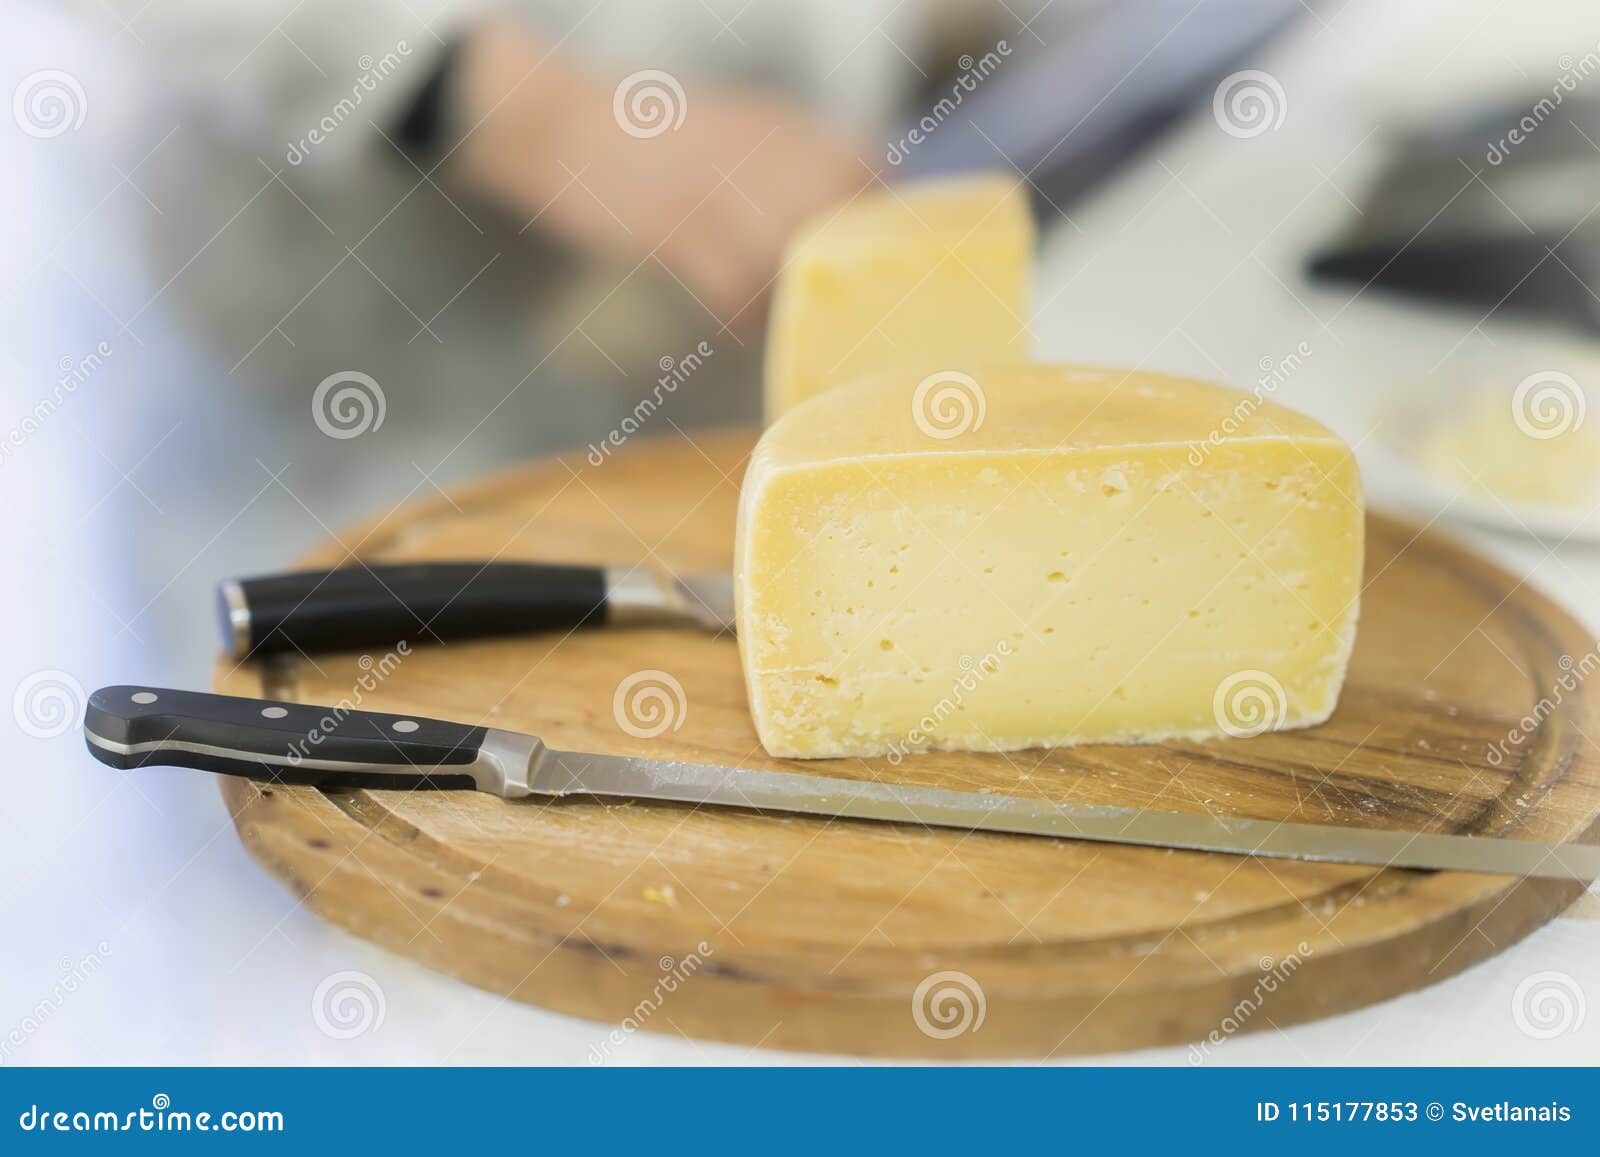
[213,427,1600,1058]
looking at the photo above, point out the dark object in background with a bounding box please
[891,0,1304,213]
[1309,97,1600,331]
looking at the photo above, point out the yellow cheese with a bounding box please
[1413,386,1600,509]
[763,174,1033,420]
[735,365,1364,759]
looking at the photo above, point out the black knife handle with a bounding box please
[218,562,609,659]
[82,685,488,790]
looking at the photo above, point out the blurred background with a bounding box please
[4,0,1599,1064]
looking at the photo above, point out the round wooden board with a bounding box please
[214,428,1600,1059]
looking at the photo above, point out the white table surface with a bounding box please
[3,0,1597,1065]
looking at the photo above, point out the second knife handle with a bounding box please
[219,562,609,659]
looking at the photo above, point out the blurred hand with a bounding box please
[455,19,873,328]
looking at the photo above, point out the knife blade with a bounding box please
[217,562,735,658]
[83,685,1600,881]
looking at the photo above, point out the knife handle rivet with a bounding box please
[392,720,419,733]
[260,706,288,719]
[131,691,158,704]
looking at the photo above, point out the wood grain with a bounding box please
[213,427,1600,1058]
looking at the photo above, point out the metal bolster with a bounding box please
[218,579,252,659]
[471,729,549,799]
[601,565,687,626]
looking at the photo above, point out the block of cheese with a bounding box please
[735,365,1364,759]
[763,174,1033,420]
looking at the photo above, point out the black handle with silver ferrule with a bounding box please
[82,685,542,795]
[217,562,613,659]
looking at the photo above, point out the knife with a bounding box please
[83,685,1600,881]
[217,562,735,659]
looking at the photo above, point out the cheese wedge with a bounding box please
[735,365,1364,759]
[763,174,1033,420]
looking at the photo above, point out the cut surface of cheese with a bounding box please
[735,365,1365,759]
[762,174,1033,420]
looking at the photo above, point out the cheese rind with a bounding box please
[735,365,1364,759]
[762,175,1033,420]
